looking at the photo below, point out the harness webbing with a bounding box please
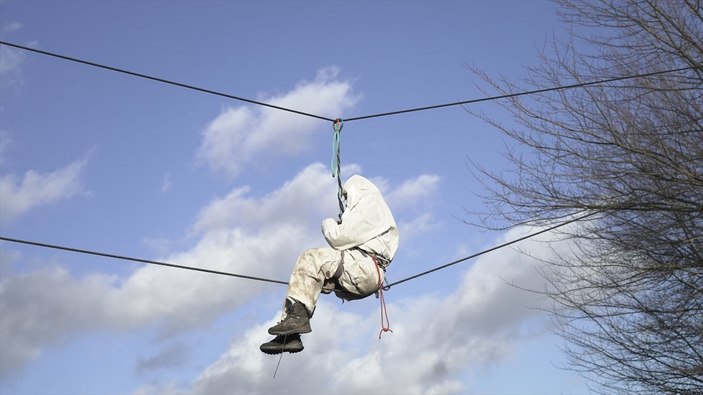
[331,119,346,219]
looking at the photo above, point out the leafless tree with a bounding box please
[470,1,702,393]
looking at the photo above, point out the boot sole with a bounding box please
[260,345,304,355]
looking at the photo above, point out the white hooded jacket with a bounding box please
[321,175,399,263]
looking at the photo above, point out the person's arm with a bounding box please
[322,196,385,250]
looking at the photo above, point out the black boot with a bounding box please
[268,301,312,335]
[260,334,304,355]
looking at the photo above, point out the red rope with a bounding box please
[372,256,393,339]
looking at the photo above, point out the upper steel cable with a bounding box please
[343,65,702,122]
[0,41,335,122]
[1,41,698,124]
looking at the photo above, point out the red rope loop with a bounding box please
[372,256,393,339]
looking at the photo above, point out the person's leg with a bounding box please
[268,247,343,335]
[261,247,343,354]
[285,247,344,314]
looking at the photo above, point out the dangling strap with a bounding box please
[331,118,346,219]
[372,255,393,339]
[273,334,287,379]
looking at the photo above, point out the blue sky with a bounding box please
[1,1,592,394]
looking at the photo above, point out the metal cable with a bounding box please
[0,236,289,285]
[0,41,335,122]
[2,41,697,124]
[385,210,599,288]
[343,65,701,122]
[1,211,597,289]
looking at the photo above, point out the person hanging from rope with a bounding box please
[260,174,399,354]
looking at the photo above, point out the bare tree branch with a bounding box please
[470,1,702,393]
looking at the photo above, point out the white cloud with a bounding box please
[0,222,311,378]
[0,130,10,165]
[0,163,345,375]
[382,173,442,243]
[160,172,173,193]
[0,45,25,90]
[192,163,338,235]
[0,158,87,221]
[197,67,359,177]
[149,224,578,395]
[2,22,23,33]
[1,163,554,391]
[398,212,441,243]
[0,267,117,377]
[0,47,24,74]
[385,174,441,210]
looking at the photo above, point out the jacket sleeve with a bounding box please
[321,194,387,250]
